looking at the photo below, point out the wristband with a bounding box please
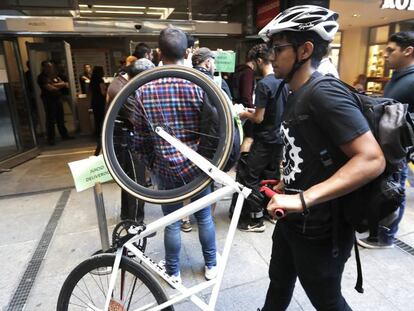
[299,191,310,216]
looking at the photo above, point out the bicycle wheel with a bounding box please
[102,66,234,204]
[57,254,173,311]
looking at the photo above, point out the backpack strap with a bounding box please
[292,74,364,294]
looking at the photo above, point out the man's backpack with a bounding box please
[295,75,414,233]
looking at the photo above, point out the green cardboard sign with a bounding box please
[215,51,236,73]
[68,155,113,192]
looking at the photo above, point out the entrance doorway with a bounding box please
[26,41,78,137]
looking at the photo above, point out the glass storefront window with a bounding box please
[0,44,19,161]
[369,25,389,45]
[329,31,341,72]
[0,39,37,164]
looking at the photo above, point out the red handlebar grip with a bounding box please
[260,179,280,186]
[260,186,276,198]
[259,186,285,219]
[273,208,285,219]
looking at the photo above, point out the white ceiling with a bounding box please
[331,0,414,30]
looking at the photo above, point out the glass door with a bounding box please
[0,39,37,164]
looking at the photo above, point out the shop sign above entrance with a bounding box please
[381,0,414,10]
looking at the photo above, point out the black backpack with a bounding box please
[294,75,414,233]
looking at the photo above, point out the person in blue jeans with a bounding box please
[130,27,218,283]
[158,179,217,282]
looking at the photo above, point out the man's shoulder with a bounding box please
[140,77,203,96]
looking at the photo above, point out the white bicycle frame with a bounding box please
[102,126,252,311]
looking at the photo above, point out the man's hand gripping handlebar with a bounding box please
[259,180,286,219]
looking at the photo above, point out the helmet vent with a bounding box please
[297,16,321,23]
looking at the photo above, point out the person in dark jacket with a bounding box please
[79,64,92,94]
[106,58,155,223]
[37,60,73,145]
[358,31,414,249]
[192,47,232,99]
[89,66,107,141]
[236,43,287,232]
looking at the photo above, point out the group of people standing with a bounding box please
[37,4,414,308]
[122,5,414,311]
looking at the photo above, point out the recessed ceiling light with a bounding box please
[94,5,146,9]
[352,13,361,18]
[95,10,145,14]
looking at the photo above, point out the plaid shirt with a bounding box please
[131,77,205,184]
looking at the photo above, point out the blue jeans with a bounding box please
[158,179,217,276]
[379,162,408,243]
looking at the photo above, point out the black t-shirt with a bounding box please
[280,72,369,235]
[37,73,61,100]
[253,74,287,144]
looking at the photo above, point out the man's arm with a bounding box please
[267,131,386,214]
[44,77,68,92]
[239,107,265,124]
[239,70,255,108]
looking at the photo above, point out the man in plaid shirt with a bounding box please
[133,77,205,184]
[130,27,219,283]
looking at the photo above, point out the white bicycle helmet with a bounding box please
[258,5,339,42]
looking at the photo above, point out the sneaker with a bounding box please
[205,253,220,280]
[180,220,192,232]
[158,259,166,269]
[238,219,265,232]
[357,237,394,249]
[169,272,182,285]
[158,260,182,285]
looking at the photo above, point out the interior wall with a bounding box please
[339,27,369,85]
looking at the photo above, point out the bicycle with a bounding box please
[57,66,255,311]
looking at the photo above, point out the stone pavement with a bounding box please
[1,141,414,310]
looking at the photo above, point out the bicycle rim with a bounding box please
[57,254,173,311]
[102,66,233,204]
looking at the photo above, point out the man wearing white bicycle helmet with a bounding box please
[258,5,385,310]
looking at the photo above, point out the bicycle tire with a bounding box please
[57,254,173,311]
[102,66,234,204]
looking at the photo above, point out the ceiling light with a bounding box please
[95,10,145,14]
[352,13,361,18]
[80,10,93,13]
[94,5,146,9]
[79,4,88,8]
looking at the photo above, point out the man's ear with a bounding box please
[403,46,414,58]
[184,47,191,59]
[298,41,314,61]
[159,50,164,61]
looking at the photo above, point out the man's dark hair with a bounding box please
[248,43,273,64]
[186,33,196,49]
[133,42,151,58]
[389,31,414,56]
[272,31,330,68]
[158,27,187,61]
